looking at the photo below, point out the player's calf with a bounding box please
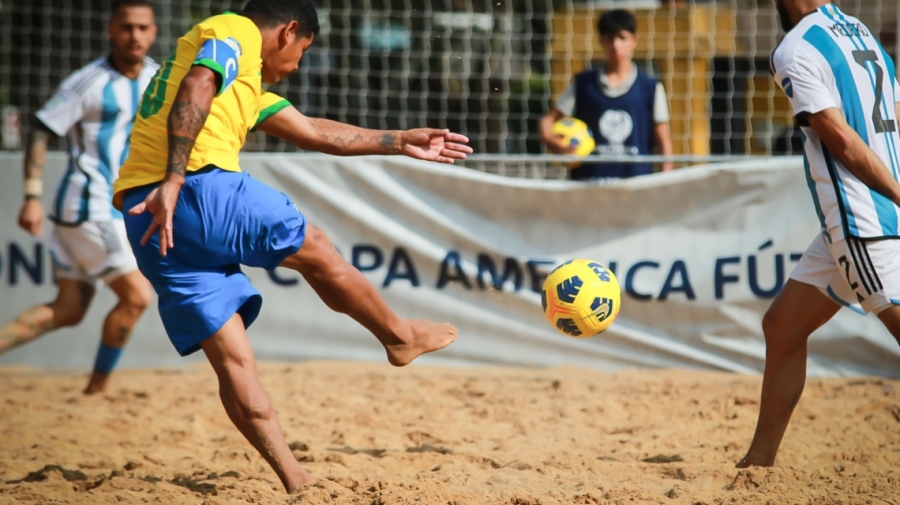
[201,314,315,493]
[83,272,152,395]
[0,305,55,354]
[280,224,457,366]
[0,277,96,354]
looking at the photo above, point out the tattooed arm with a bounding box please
[279,115,403,156]
[129,65,217,256]
[17,122,54,236]
[164,66,216,180]
[257,106,472,163]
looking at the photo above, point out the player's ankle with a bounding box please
[375,318,414,347]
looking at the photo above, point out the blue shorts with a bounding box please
[123,167,306,356]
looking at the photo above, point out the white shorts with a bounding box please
[50,220,138,286]
[790,232,900,314]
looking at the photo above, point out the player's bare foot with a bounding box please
[385,320,457,367]
[285,467,316,494]
[83,373,109,395]
[735,454,773,468]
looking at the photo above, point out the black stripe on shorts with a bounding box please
[853,238,883,292]
[846,238,874,295]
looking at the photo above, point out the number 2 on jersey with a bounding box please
[851,50,897,134]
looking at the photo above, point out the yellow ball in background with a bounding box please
[551,117,596,157]
[541,259,621,338]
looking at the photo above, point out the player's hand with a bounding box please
[400,129,473,164]
[543,134,575,155]
[128,179,184,256]
[17,199,44,236]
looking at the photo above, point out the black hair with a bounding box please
[241,0,320,37]
[110,0,154,19]
[597,9,636,37]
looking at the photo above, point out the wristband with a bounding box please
[24,179,42,197]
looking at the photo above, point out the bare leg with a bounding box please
[201,313,315,493]
[0,279,94,353]
[279,224,456,366]
[737,280,839,467]
[83,270,151,395]
[875,305,900,345]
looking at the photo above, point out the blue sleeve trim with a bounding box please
[194,39,240,94]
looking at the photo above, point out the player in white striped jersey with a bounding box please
[739,0,900,467]
[0,0,157,394]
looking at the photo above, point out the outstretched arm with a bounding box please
[256,106,472,163]
[808,107,900,207]
[129,65,217,256]
[17,122,54,236]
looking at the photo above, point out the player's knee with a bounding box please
[233,391,273,423]
[305,225,336,259]
[761,306,805,351]
[761,308,782,340]
[121,287,151,315]
[301,226,348,279]
[113,275,152,315]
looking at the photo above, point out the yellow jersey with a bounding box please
[113,12,290,208]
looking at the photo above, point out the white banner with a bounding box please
[1,152,898,376]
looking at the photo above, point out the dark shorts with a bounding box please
[123,167,306,356]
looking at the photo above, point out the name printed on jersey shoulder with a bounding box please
[194,37,243,94]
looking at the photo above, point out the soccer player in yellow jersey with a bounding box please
[113,0,472,493]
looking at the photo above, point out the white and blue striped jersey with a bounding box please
[772,4,900,241]
[35,56,158,225]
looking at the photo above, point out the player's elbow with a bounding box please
[819,128,858,160]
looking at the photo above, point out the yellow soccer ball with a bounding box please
[541,259,621,338]
[551,117,596,157]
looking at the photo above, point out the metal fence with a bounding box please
[1,0,897,164]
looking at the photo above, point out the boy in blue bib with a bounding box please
[541,9,674,181]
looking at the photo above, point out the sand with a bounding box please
[1,361,899,505]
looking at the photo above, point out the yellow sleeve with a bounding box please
[251,92,292,131]
[193,14,259,95]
